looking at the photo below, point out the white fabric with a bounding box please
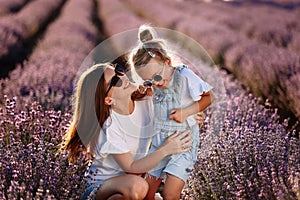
[170,66,213,127]
[178,66,213,102]
[86,97,154,181]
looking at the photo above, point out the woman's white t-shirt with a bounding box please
[86,97,154,181]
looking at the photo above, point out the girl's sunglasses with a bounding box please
[105,64,126,96]
[143,64,165,87]
[143,74,162,87]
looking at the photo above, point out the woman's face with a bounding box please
[136,58,167,89]
[104,67,136,98]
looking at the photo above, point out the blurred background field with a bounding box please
[0,0,299,199]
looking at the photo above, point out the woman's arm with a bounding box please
[112,131,191,173]
[194,111,205,127]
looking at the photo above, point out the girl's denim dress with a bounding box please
[148,66,200,182]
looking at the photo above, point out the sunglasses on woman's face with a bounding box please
[105,64,126,96]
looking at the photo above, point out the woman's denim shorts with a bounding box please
[80,180,104,200]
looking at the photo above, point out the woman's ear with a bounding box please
[104,97,114,105]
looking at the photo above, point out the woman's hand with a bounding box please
[112,130,192,173]
[160,130,192,155]
[138,85,153,96]
[194,111,205,127]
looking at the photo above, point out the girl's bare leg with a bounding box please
[95,174,149,200]
[162,174,185,200]
[144,175,163,200]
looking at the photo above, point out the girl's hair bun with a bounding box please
[138,24,156,43]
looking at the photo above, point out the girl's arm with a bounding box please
[170,91,213,123]
[112,131,191,173]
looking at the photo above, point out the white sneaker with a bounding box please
[155,192,163,200]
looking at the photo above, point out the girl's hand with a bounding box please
[169,108,187,123]
[145,87,153,96]
[138,85,153,96]
[160,130,192,155]
[194,111,205,127]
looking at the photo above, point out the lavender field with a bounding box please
[0,0,299,199]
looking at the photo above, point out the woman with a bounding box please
[61,63,192,199]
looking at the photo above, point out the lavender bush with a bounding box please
[223,41,300,120]
[0,0,30,16]
[0,0,65,61]
[98,0,146,35]
[182,74,300,200]
[0,0,98,111]
[225,5,297,49]
[167,0,298,49]
[0,96,88,199]
[288,31,300,53]
[0,0,98,196]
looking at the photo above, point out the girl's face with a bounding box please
[136,58,168,89]
[104,68,136,99]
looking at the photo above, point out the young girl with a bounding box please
[130,25,213,199]
[61,63,192,199]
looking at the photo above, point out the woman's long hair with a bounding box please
[61,64,111,163]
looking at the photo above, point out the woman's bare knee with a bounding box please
[126,175,149,199]
[95,175,148,200]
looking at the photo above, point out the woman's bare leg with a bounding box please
[144,175,163,200]
[95,174,149,200]
[162,174,185,200]
[106,194,123,200]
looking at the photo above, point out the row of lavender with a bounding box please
[125,0,300,125]
[181,74,300,200]
[169,0,300,52]
[253,0,300,7]
[0,0,66,69]
[98,0,146,35]
[0,0,299,199]
[0,0,100,198]
[98,1,300,199]
[0,0,30,16]
[0,0,98,111]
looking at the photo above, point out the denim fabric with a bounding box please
[149,124,199,182]
[80,180,103,200]
[149,66,200,182]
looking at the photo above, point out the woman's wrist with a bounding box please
[157,145,170,157]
